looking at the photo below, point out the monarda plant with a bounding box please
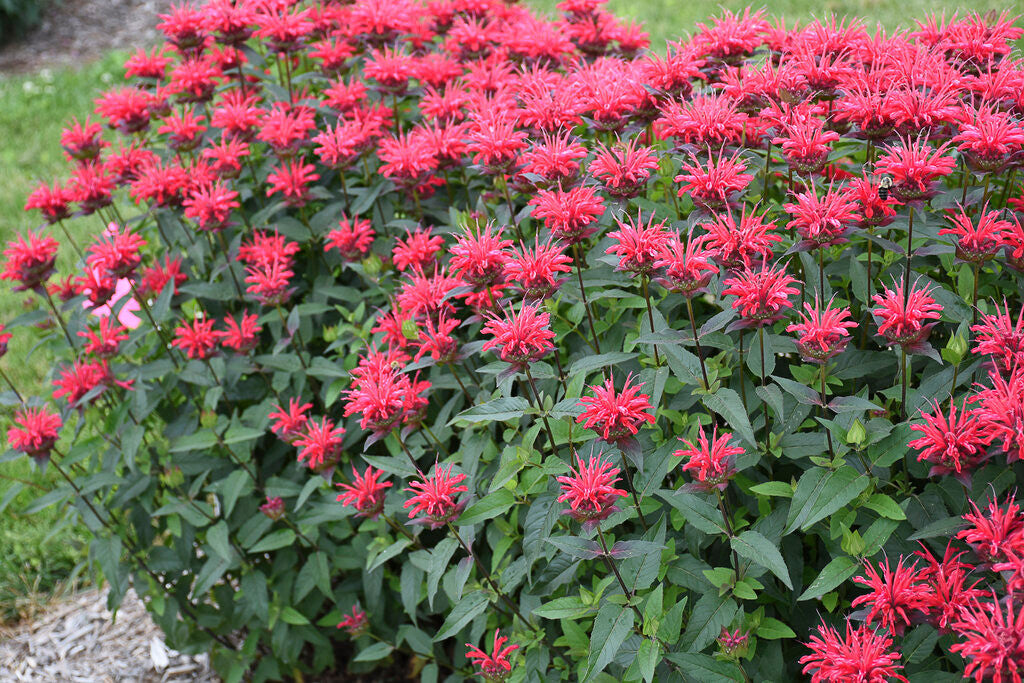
[3,1,1024,681]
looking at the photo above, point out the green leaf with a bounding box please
[449,397,534,426]
[353,642,394,663]
[658,489,728,536]
[638,638,659,683]
[457,489,515,526]
[248,529,295,553]
[280,606,309,625]
[221,426,265,445]
[903,625,938,664]
[169,429,218,453]
[756,617,796,639]
[863,494,906,520]
[664,653,742,682]
[908,516,966,541]
[749,481,793,498]
[547,535,602,560]
[731,530,792,589]
[367,538,411,573]
[533,596,595,620]
[681,592,738,652]
[657,596,688,644]
[434,590,490,641]
[703,388,757,448]
[207,521,234,562]
[799,556,859,601]
[568,352,638,379]
[583,602,634,681]
[785,466,869,534]
[220,469,252,519]
[192,555,230,598]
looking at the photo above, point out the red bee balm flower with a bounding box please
[503,236,572,301]
[337,605,369,636]
[449,222,511,287]
[218,312,262,353]
[851,556,933,636]
[556,453,628,522]
[872,279,942,350]
[721,263,799,328]
[939,203,1012,264]
[957,495,1024,564]
[875,137,956,202]
[590,137,660,199]
[403,463,468,528]
[294,417,345,471]
[392,228,444,272]
[950,594,1024,683]
[171,317,219,359]
[336,465,392,519]
[325,214,375,261]
[1,231,59,291]
[605,210,672,277]
[79,317,129,357]
[7,406,62,464]
[260,496,285,520]
[674,425,743,491]
[465,629,519,682]
[529,186,605,245]
[800,619,907,683]
[576,373,655,443]
[786,299,857,363]
[971,301,1024,375]
[909,400,992,483]
[269,398,312,445]
[481,303,556,367]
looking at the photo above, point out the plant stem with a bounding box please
[900,347,909,422]
[761,141,772,200]
[39,287,75,348]
[820,364,835,460]
[524,366,558,457]
[446,362,474,403]
[715,489,741,577]
[757,326,767,387]
[572,244,602,354]
[902,207,914,309]
[595,524,644,623]
[447,523,535,629]
[737,331,748,414]
[972,262,980,329]
[641,275,661,365]
[686,298,711,391]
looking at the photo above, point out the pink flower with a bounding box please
[851,556,933,636]
[800,619,907,683]
[721,262,799,328]
[465,629,518,681]
[674,425,743,491]
[556,453,628,523]
[909,400,992,482]
[871,279,942,350]
[951,594,1024,683]
[260,496,285,520]
[403,462,468,528]
[576,373,656,443]
[269,398,312,445]
[605,210,672,277]
[7,405,62,464]
[336,465,392,519]
[294,417,345,472]
[481,302,556,367]
[786,298,857,363]
[337,605,369,636]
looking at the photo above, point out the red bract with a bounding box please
[294,416,345,471]
[481,302,556,366]
[590,137,660,199]
[336,464,392,519]
[675,149,753,213]
[939,203,1012,263]
[786,298,857,363]
[218,312,261,353]
[403,462,468,528]
[605,210,672,277]
[871,279,942,350]
[269,398,312,445]
[324,214,375,261]
[575,373,655,443]
[1,231,59,291]
[529,185,606,245]
[503,236,572,301]
[800,619,907,683]
[721,262,799,328]
[875,136,956,202]
[465,629,518,682]
[259,496,286,520]
[449,222,511,287]
[556,453,628,522]
[909,399,992,482]
[7,406,62,464]
[951,594,1024,683]
[674,425,742,492]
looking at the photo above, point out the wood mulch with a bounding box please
[0,588,218,682]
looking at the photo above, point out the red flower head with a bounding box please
[403,462,468,528]
[183,181,240,232]
[605,210,672,277]
[7,405,62,464]
[786,298,857,363]
[503,236,572,301]
[129,159,188,208]
[700,207,781,271]
[958,494,1024,565]
[875,137,956,202]
[909,399,993,483]
[266,157,319,208]
[915,543,986,633]
[784,182,860,250]
[871,279,942,350]
[939,203,1012,264]
[24,181,72,224]
[449,222,512,288]
[238,231,299,306]
[138,255,186,297]
[800,619,907,683]
[465,109,528,175]
[851,556,934,636]
[414,310,460,363]
[312,120,366,169]
[718,628,749,657]
[675,149,753,213]
[590,137,660,199]
[0,324,11,358]
[655,95,746,149]
[202,136,250,179]
[674,425,743,492]
[772,113,840,175]
[259,496,286,521]
[123,46,172,80]
[519,131,587,187]
[364,46,417,94]
[654,233,718,298]
[971,369,1024,464]
[392,228,444,273]
[481,302,556,367]
[336,464,393,519]
[269,398,312,445]
[256,103,316,156]
[972,301,1024,375]
[343,365,412,436]
[78,317,129,358]
[60,117,107,162]
[397,266,462,322]
[157,1,207,51]
[87,225,146,278]
[337,605,369,637]
[529,186,605,245]
[576,373,656,444]
[846,173,901,229]
[952,104,1024,174]
[556,452,628,523]
[325,214,375,262]
[465,629,518,682]
[76,268,117,308]
[94,86,153,134]
[1,231,59,291]
[218,312,261,353]
[721,262,800,329]
[378,131,439,189]
[172,316,219,360]
[294,416,345,472]
[950,594,1024,683]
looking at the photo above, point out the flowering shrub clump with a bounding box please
[4,0,1024,680]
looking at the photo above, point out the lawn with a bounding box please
[0,0,1018,623]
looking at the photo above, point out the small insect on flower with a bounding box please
[465,629,519,682]
[877,174,893,201]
